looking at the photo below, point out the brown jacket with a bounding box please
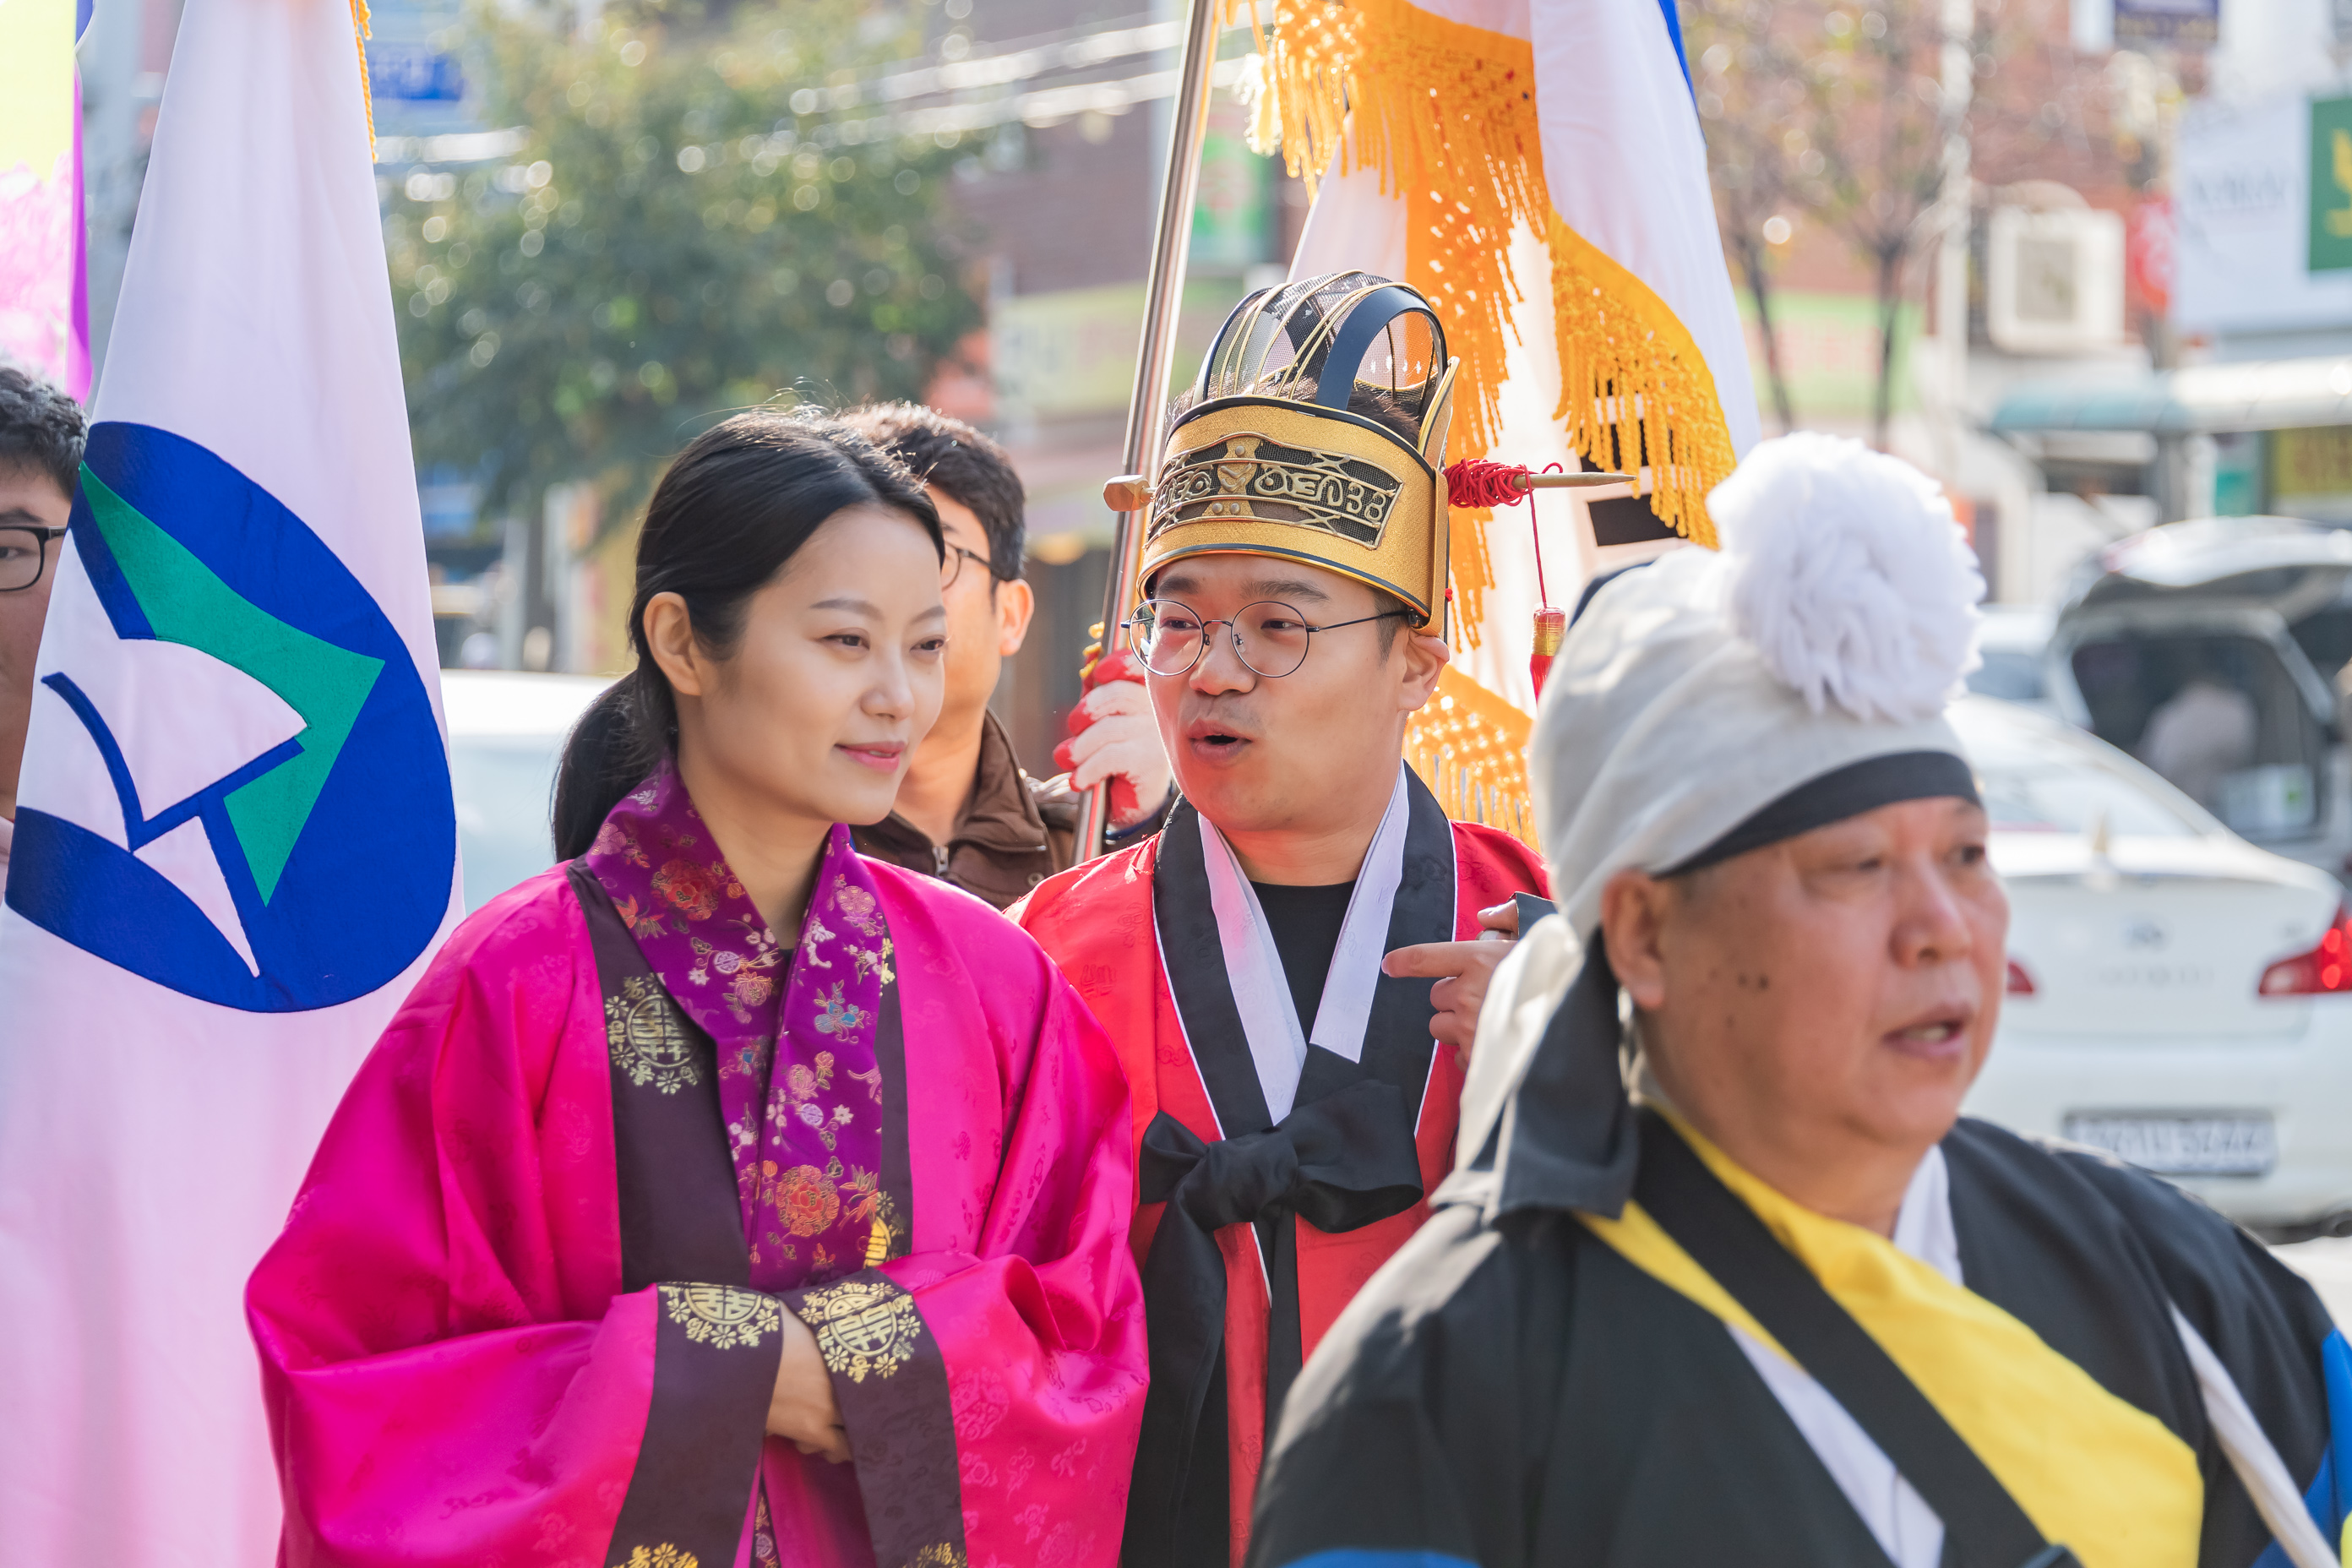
[852,711,1080,909]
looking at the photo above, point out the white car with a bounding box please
[1958,695,2352,1234]
[443,670,611,912]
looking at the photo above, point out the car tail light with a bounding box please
[2259,906,2352,997]
[2006,959,2036,996]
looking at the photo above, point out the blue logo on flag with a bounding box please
[5,423,455,1012]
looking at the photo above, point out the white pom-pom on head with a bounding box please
[1707,432,1983,724]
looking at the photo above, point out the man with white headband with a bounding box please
[1247,433,2352,1568]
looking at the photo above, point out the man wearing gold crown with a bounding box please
[1011,274,1549,1568]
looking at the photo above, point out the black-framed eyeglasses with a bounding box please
[942,544,995,591]
[1123,597,1412,679]
[0,525,66,593]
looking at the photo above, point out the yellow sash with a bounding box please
[1579,1114,2202,1568]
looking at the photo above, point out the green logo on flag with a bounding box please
[79,466,385,901]
[9,422,453,1013]
[2309,96,2352,273]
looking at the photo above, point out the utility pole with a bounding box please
[1933,0,1974,502]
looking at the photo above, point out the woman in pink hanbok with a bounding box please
[248,411,1147,1568]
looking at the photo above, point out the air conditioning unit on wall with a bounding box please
[1986,204,2127,353]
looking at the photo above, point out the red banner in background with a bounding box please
[2129,197,2176,322]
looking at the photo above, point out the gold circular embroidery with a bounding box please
[797,1277,923,1383]
[610,1546,697,1568]
[607,975,700,1093]
[911,1546,966,1568]
[661,1283,781,1350]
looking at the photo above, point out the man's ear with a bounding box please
[1600,868,1675,1012]
[1396,628,1450,712]
[643,591,708,700]
[994,576,1036,657]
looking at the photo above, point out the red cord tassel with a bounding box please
[1443,459,1566,699]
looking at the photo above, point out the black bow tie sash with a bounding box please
[1128,780,1455,1568]
[1126,1092,1424,1568]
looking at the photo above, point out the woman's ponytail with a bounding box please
[552,670,668,859]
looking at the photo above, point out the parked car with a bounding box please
[1956,694,2352,1234]
[2045,516,2352,879]
[444,670,610,911]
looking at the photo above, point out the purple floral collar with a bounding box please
[584,766,891,1290]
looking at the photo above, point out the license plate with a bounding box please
[2061,1113,2277,1176]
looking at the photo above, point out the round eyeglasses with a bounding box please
[1123,597,1413,679]
[0,525,66,593]
[941,544,994,591]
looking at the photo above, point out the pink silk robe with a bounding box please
[248,858,1146,1568]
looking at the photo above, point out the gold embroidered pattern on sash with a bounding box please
[911,1545,967,1567]
[660,1283,781,1350]
[797,1276,923,1382]
[607,975,701,1093]
[610,1546,697,1568]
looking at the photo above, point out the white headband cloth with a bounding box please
[1448,433,1989,1221]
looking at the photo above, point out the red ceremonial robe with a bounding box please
[1013,768,1546,1567]
[248,858,1147,1568]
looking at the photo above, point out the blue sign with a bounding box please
[6,423,455,1012]
[369,45,466,104]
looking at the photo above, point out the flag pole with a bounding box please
[1075,0,1222,862]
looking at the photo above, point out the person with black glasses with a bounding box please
[840,404,1172,907]
[0,364,84,882]
[1010,275,1549,1568]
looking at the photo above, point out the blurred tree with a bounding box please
[387,0,984,514]
[1686,0,2121,450]
[1685,0,1957,450]
[1684,8,1803,435]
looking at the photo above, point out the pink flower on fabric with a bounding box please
[651,858,722,920]
[775,1164,841,1236]
[732,971,774,1007]
[835,877,883,935]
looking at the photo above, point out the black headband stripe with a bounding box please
[1665,750,1980,879]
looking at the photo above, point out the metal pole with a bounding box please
[1074,0,1222,860]
[1932,0,1973,504]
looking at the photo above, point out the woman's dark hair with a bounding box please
[552,408,943,858]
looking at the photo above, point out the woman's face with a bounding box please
[658,504,947,830]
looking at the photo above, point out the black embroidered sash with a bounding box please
[781,1270,969,1568]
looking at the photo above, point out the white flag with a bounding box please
[0,0,458,1554]
[1270,0,1760,705]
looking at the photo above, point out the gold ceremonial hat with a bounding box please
[1110,272,1458,631]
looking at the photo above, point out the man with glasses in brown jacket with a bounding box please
[841,403,1171,908]
[0,364,84,883]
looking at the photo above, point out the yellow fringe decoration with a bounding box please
[351,0,376,158]
[1242,0,1738,591]
[1241,0,1534,469]
[1545,213,1727,549]
[1403,665,1537,847]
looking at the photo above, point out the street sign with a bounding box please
[2113,0,2219,47]
[2312,97,2352,273]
